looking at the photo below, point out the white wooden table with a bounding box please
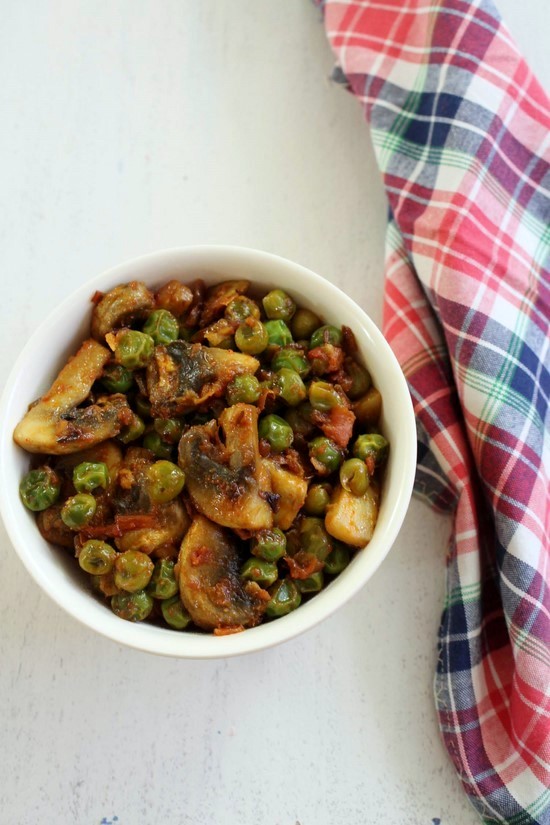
[1,3,547,823]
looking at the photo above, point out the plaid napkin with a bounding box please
[314,1,550,822]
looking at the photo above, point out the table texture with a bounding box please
[0,2,547,823]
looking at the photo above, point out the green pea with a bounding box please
[61,494,97,530]
[147,559,178,599]
[78,540,116,575]
[308,381,345,412]
[299,517,333,561]
[73,461,109,493]
[291,308,322,341]
[310,324,343,348]
[259,414,294,452]
[262,289,296,322]
[284,402,315,439]
[146,460,185,504]
[100,363,134,393]
[304,483,332,516]
[274,368,307,407]
[161,595,191,630]
[345,358,372,400]
[114,330,155,370]
[153,417,184,444]
[225,296,261,323]
[308,437,343,475]
[235,319,269,355]
[264,319,293,348]
[240,558,279,587]
[111,590,154,622]
[19,466,61,512]
[251,528,287,562]
[226,373,261,405]
[324,543,351,575]
[265,579,302,618]
[134,395,152,419]
[143,431,174,459]
[353,433,389,466]
[142,309,179,345]
[271,347,310,378]
[296,571,324,594]
[339,458,369,496]
[119,413,146,444]
[114,550,154,593]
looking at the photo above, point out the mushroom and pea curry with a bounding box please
[14,278,389,634]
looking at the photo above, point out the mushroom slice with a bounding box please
[200,279,250,326]
[13,339,133,455]
[114,447,155,515]
[146,340,258,417]
[36,504,76,549]
[197,318,238,347]
[324,483,379,547]
[91,281,155,341]
[115,499,190,556]
[178,514,267,631]
[155,280,193,318]
[178,403,273,531]
[263,460,308,531]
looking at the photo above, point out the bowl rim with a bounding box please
[0,245,417,658]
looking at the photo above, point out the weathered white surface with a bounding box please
[0,2,546,823]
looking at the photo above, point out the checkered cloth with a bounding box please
[314,1,550,822]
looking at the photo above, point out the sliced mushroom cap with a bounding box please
[90,448,191,555]
[324,483,379,547]
[197,318,238,347]
[36,504,76,549]
[263,459,308,531]
[13,339,133,455]
[115,499,190,556]
[114,447,155,515]
[178,403,273,531]
[91,281,155,341]
[146,340,259,417]
[178,514,267,631]
[154,280,193,318]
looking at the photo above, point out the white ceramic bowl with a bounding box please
[0,246,416,658]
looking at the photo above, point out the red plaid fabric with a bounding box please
[314,1,550,822]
